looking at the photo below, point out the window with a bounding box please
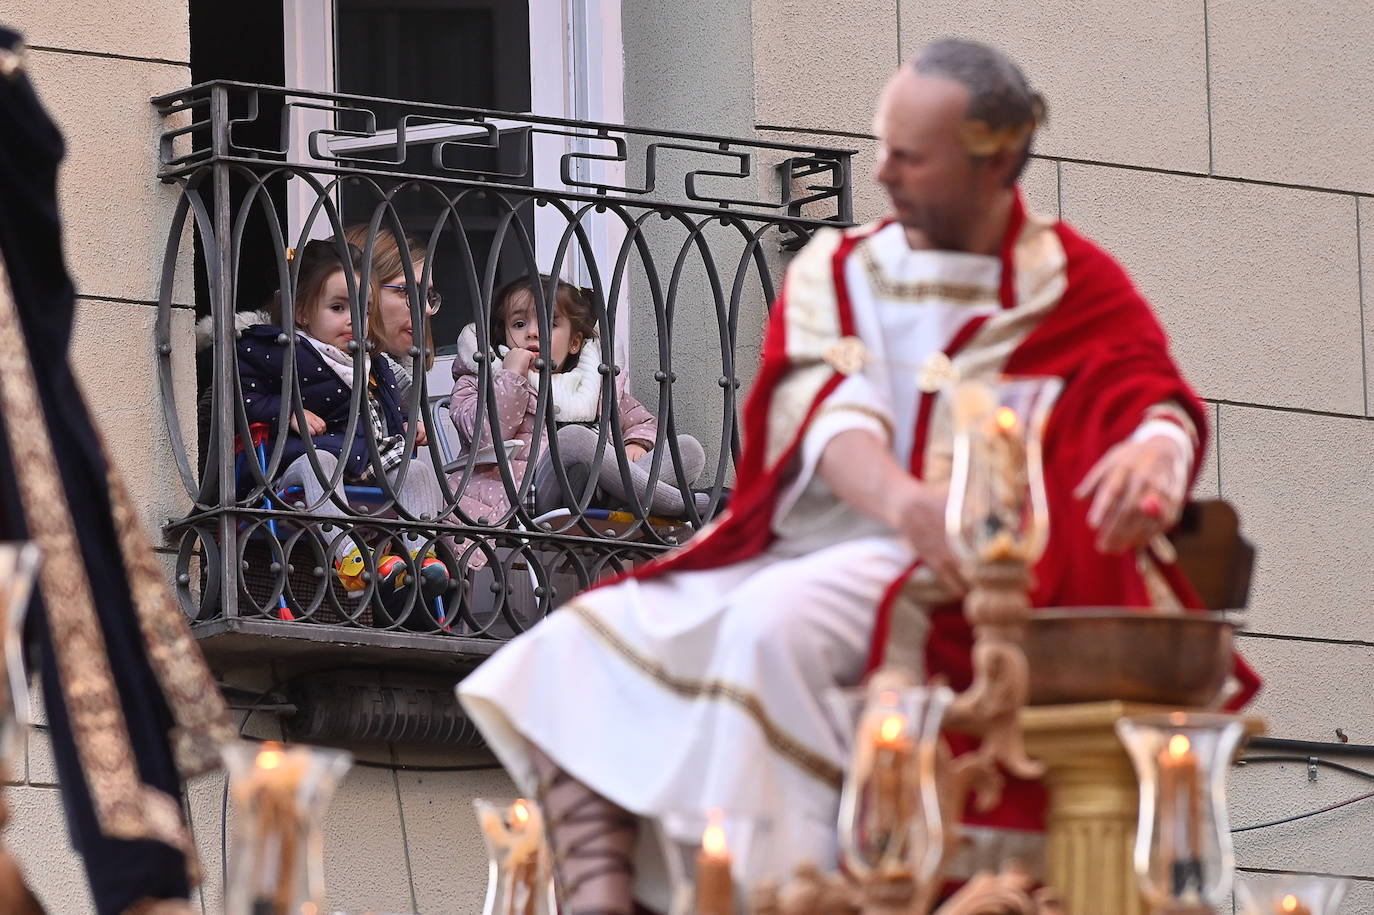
[281,0,627,353]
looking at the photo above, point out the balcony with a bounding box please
[150,81,855,687]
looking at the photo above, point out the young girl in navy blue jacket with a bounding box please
[236,239,449,623]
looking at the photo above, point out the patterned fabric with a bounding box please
[236,324,408,481]
[0,252,233,875]
[365,374,407,479]
[447,331,659,536]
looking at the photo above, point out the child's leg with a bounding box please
[277,452,355,560]
[384,459,449,555]
[634,434,706,516]
[277,451,342,508]
[532,425,597,516]
[592,433,707,517]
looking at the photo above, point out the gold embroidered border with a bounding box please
[766,227,846,468]
[812,402,895,444]
[566,601,844,789]
[857,242,998,305]
[0,251,231,881]
[944,208,1068,383]
[104,450,235,778]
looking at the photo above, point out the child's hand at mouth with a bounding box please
[502,346,537,375]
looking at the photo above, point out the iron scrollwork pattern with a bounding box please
[151,81,855,654]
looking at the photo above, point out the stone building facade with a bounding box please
[4,0,1372,912]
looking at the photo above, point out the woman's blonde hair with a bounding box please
[344,224,436,371]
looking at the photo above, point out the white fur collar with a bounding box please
[454,323,605,423]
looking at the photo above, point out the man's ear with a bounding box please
[992,143,1025,189]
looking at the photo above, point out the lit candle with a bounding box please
[870,710,914,848]
[478,798,545,915]
[509,799,542,915]
[244,742,309,915]
[1157,733,1203,899]
[981,407,1030,561]
[1278,894,1312,915]
[696,810,734,915]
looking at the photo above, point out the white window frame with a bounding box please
[281,0,628,358]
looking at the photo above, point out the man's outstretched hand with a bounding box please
[888,481,967,596]
[1075,432,1189,554]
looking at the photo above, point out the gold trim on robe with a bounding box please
[0,253,233,883]
[857,242,1000,306]
[567,601,845,788]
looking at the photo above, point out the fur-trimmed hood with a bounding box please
[452,322,604,423]
[195,309,271,351]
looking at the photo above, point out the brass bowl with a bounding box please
[1024,609,1237,707]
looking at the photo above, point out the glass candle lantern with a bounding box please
[475,797,557,915]
[222,740,353,915]
[1116,713,1248,911]
[829,682,954,887]
[1236,874,1348,915]
[944,377,1062,567]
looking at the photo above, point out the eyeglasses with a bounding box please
[381,284,442,316]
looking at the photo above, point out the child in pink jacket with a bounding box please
[448,276,705,545]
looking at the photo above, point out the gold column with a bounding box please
[1020,702,1264,915]
[1021,702,1157,915]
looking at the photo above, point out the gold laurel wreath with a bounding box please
[958,97,1047,157]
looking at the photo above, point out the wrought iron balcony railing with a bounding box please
[152,81,855,665]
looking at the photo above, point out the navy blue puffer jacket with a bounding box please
[235,324,408,480]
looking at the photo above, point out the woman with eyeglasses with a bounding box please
[344,224,440,444]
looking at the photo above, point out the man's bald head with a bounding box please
[912,39,1045,183]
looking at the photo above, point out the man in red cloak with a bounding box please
[459,38,1259,915]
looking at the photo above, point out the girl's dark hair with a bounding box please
[269,239,365,329]
[489,275,599,371]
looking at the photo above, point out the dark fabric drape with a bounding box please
[0,26,196,913]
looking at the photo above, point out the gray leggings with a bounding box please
[278,451,448,558]
[530,424,706,518]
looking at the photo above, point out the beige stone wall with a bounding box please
[176,675,514,915]
[749,0,1374,908]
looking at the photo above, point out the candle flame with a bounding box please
[257,742,283,771]
[702,809,728,857]
[1281,895,1300,913]
[1167,734,1192,759]
[995,407,1018,430]
[878,714,905,744]
[512,798,532,825]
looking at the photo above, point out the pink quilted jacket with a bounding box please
[447,328,657,529]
